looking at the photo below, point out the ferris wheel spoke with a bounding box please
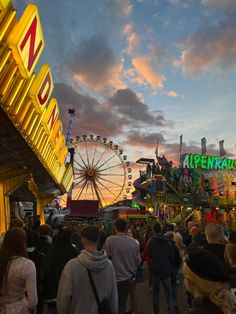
[73,161,86,172]
[98,163,122,172]
[98,173,124,176]
[96,153,118,171]
[93,183,104,207]
[93,146,110,168]
[96,178,118,199]
[76,180,88,200]
[95,182,108,207]
[76,149,88,169]
[84,182,89,199]
[74,174,85,181]
[74,155,86,169]
[97,176,124,188]
[85,141,90,167]
[91,142,98,166]
[91,183,95,200]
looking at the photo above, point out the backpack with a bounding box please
[87,269,112,314]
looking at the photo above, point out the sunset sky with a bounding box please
[14,0,236,171]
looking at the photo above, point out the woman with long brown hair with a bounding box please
[0,227,37,313]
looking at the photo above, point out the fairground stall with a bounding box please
[133,153,236,229]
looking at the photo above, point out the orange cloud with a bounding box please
[167,90,178,97]
[132,56,165,91]
[74,61,126,93]
[123,23,141,55]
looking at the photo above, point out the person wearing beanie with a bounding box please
[57,225,118,314]
[183,248,235,314]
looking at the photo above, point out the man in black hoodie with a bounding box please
[148,222,175,314]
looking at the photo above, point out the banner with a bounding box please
[155,139,159,159]
[179,134,183,152]
[201,137,207,155]
[219,140,226,157]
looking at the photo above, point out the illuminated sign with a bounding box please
[7,4,45,78]
[0,2,73,192]
[183,154,236,170]
[0,0,10,11]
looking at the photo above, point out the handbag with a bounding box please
[87,269,112,314]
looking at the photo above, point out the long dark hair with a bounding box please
[0,227,28,292]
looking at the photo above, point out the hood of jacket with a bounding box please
[152,234,170,244]
[78,249,109,272]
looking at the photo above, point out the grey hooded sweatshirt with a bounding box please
[57,250,118,314]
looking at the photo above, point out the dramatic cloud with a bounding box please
[126,131,165,148]
[181,2,236,75]
[124,68,148,87]
[202,0,236,9]
[54,83,127,137]
[123,23,141,55]
[108,88,169,126]
[67,36,125,93]
[132,57,165,91]
[167,91,178,97]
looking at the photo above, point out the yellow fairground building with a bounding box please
[0,0,74,233]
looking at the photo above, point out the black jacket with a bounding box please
[169,240,181,271]
[191,298,223,314]
[204,243,225,262]
[148,234,175,279]
[42,244,78,299]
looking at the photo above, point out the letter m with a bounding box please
[20,16,43,73]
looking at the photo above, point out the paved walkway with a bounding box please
[133,267,189,314]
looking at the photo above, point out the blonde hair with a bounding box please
[183,263,235,314]
[205,223,225,244]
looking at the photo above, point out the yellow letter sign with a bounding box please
[7,4,45,78]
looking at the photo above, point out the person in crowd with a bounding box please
[148,222,175,314]
[0,227,37,313]
[0,218,25,249]
[71,225,83,252]
[183,248,235,314]
[188,226,207,250]
[38,224,53,255]
[126,226,141,314]
[181,220,195,247]
[42,226,78,312]
[225,231,236,293]
[166,232,182,313]
[104,219,140,314]
[204,223,227,262]
[26,230,45,314]
[32,215,41,231]
[57,225,118,314]
[97,224,107,250]
[141,227,153,291]
[167,224,185,257]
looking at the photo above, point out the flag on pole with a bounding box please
[155,139,159,159]
[179,134,183,152]
[201,137,207,155]
[219,140,226,157]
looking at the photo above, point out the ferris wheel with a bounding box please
[70,135,132,208]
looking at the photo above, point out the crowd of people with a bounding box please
[0,216,236,314]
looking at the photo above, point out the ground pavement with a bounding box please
[134,267,189,314]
